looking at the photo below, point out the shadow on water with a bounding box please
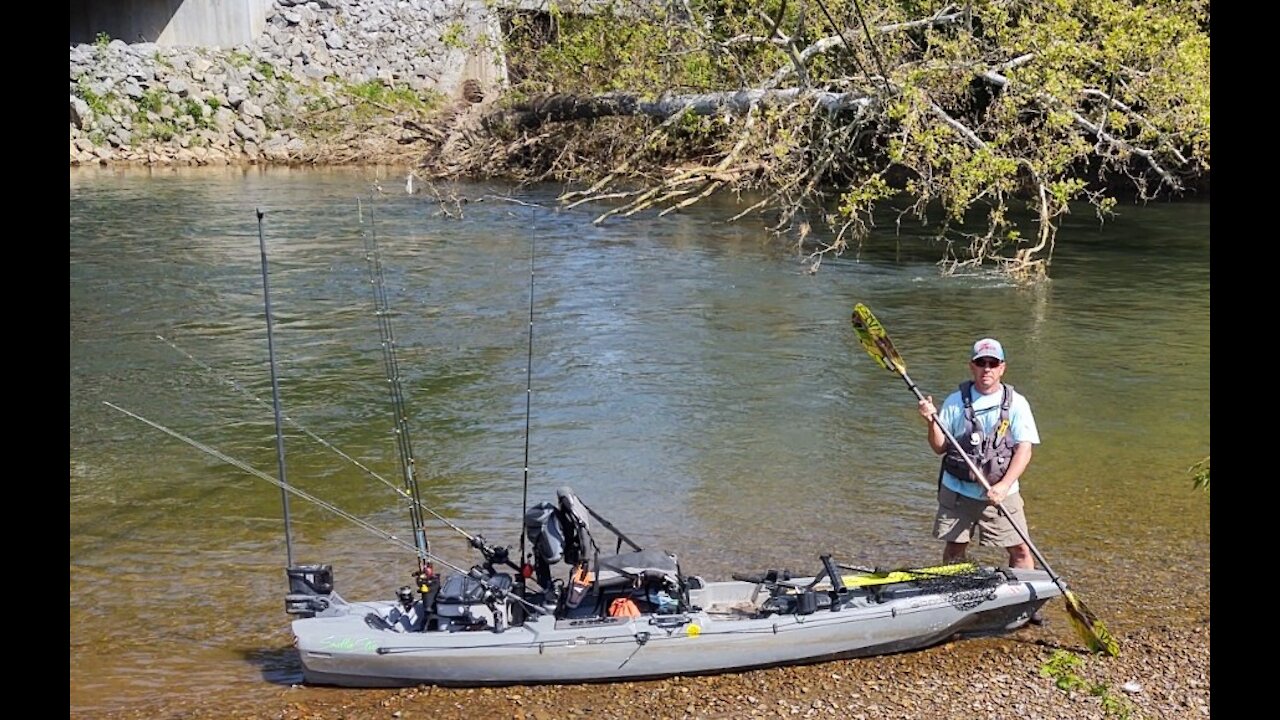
[242,645,305,686]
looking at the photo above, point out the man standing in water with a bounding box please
[916,338,1040,573]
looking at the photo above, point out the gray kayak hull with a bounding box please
[293,567,1059,687]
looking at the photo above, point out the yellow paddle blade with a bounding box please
[850,303,906,374]
[1064,590,1120,656]
[848,300,1119,657]
[820,563,977,590]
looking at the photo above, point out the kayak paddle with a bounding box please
[849,302,1119,656]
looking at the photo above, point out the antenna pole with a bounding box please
[256,209,295,568]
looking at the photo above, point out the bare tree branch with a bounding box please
[492,89,872,129]
[978,55,1183,190]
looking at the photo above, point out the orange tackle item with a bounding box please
[609,597,641,618]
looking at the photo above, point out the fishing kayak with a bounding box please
[288,489,1060,688]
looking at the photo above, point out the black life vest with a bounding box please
[941,381,1016,484]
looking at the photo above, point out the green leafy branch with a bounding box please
[1039,650,1139,719]
[1189,456,1210,493]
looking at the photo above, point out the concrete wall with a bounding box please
[70,0,273,47]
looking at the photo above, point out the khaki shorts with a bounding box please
[933,486,1030,547]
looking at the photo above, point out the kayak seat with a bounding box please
[595,549,681,590]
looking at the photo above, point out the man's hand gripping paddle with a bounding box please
[850,303,1119,656]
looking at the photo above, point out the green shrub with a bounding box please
[1040,650,1139,719]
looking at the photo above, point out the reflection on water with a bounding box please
[70,167,1209,714]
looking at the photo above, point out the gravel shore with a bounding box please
[94,612,1208,720]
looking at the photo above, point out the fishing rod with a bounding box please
[104,401,418,555]
[102,400,549,616]
[360,199,434,590]
[517,232,536,594]
[357,200,523,581]
[155,333,488,553]
[257,209,295,569]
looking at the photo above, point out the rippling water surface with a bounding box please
[70,167,1209,715]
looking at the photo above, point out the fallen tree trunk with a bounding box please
[416,0,1207,283]
[489,89,873,129]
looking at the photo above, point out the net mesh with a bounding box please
[748,563,1010,617]
[866,563,1004,611]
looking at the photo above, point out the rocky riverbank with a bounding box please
[69,0,499,167]
[87,615,1209,720]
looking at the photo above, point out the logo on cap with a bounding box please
[971,338,1005,361]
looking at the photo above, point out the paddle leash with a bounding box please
[850,303,1119,656]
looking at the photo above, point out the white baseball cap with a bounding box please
[971,338,1005,362]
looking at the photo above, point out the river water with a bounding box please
[70,166,1209,715]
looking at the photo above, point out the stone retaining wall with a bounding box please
[69,0,507,166]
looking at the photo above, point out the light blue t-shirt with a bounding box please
[937,383,1039,500]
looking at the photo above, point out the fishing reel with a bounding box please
[396,585,415,612]
[470,534,518,575]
